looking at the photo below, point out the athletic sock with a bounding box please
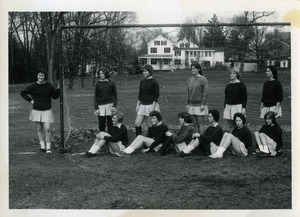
[183,145,194,154]
[123,146,134,154]
[89,144,101,154]
[40,141,46,149]
[136,127,142,136]
[258,145,264,152]
[46,142,51,150]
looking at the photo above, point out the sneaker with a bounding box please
[252,148,260,155]
[39,148,46,152]
[85,152,97,157]
[257,152,271,158]
[116,151,131,157]
[209,153,223,159]
[46,149,52,154]
[176,151,190,157]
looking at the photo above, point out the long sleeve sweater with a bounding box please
[94,79,117,109]
[261,80,283,107]
[148,123,168,149]
[138,78,160,105]
[171,124,194,144]
[20,82,60,111]
[104,124,129,147]
[232,125,252,149]
[187,75,209,106]
[259,124,283,151]
[224,81,247,108]
[200,124,223,145]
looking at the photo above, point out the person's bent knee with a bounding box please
[254,131,259,136]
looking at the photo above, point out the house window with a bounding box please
[175,50,181,56]
[163,59,169,65]
[209,51,212,57]
[204,61,210,66]
[154,41,160,45]
[190,51,193,57]
[194,51,197,56]
[151,59,158,65]
[164,48,171,53]
[151,48,157,53]
[180,43,184,48]
[175,59,181,65]
[161,41,167,45]
[205,51,208,57]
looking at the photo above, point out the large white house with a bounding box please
[138,35,225,71]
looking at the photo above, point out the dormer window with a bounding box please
[161,41,167,45]
[154,41,160,45]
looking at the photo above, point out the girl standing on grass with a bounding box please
[186,62,209,134]
[154,112,194,156]
[223,67,247,132]
[20,69,60,153]
[85,111,128,157]
[177,109,223,157]
[260,65,283,119]
[134,64,160,136]
[254,111,283,157]
[117,111,168,156]
[209,113,252,159]
[94,66,118,131]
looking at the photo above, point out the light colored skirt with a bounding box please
[174,142,187,153]
[107,141,126,154]
[260,105,282,118]
[97,103,113,116]
[228,141,248,156]
[223,104,242,120]
[29,109,54,123]
[188,105,208,116]
[137,103,160,116]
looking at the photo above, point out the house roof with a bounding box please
[139,54,173,59]
[174,47,224,52]
[147,35,174,46]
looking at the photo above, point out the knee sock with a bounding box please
[183,144,195,154]
[106,116,113,129]
[159,137,172,153]
[214,146,226,156]
[89,144,101,154]
[40,141,45,149]
[98,116,106,131]
[136,127,142,136]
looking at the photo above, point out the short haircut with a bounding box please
[264,111,277,125]
[113,111,124,123]
[209,109,220,122]
[178,112,193,124]
[233,112,246,125]
[191,62,202,75]
[97,66,110,78]
[36,68,47,80]
[143,64,154,75]
[230,67,240,79]
[149,110,162,121]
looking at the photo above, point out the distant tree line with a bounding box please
[9,11,290,85]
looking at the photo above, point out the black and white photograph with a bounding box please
[1,0,300,216]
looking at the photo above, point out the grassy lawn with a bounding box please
[8,68,291,210]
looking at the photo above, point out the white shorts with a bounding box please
[188,105,208,116]
[174,142,187,153]
[228,141,248,156]
[260,105,282,118]
[29,109,54,123]
[97,103,113,116]
[137,103,160,116]
[223,104,243,120]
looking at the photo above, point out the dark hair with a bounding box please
[209,109,220,122]
[36,69,47,80]
[191,62,202,75]
[143,64,154,75]
[149,111,162,121]
[233,112,246,125]
[113,111,124,123]
[178,112,193,124]
[264,111,277,125]
[266,65,278,79]
[97,66,110,78]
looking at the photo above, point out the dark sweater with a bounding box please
[148,123,168,149]
[198,124,223,153]
[259,124,283,151]
[232,125,252,149]
[20,82,60,111]
[94,80,117,109]
[104,124,129,147]
[224,81,247,108]
[261,80,283,107]
[171,124,194,144]
[138,78,160,105]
